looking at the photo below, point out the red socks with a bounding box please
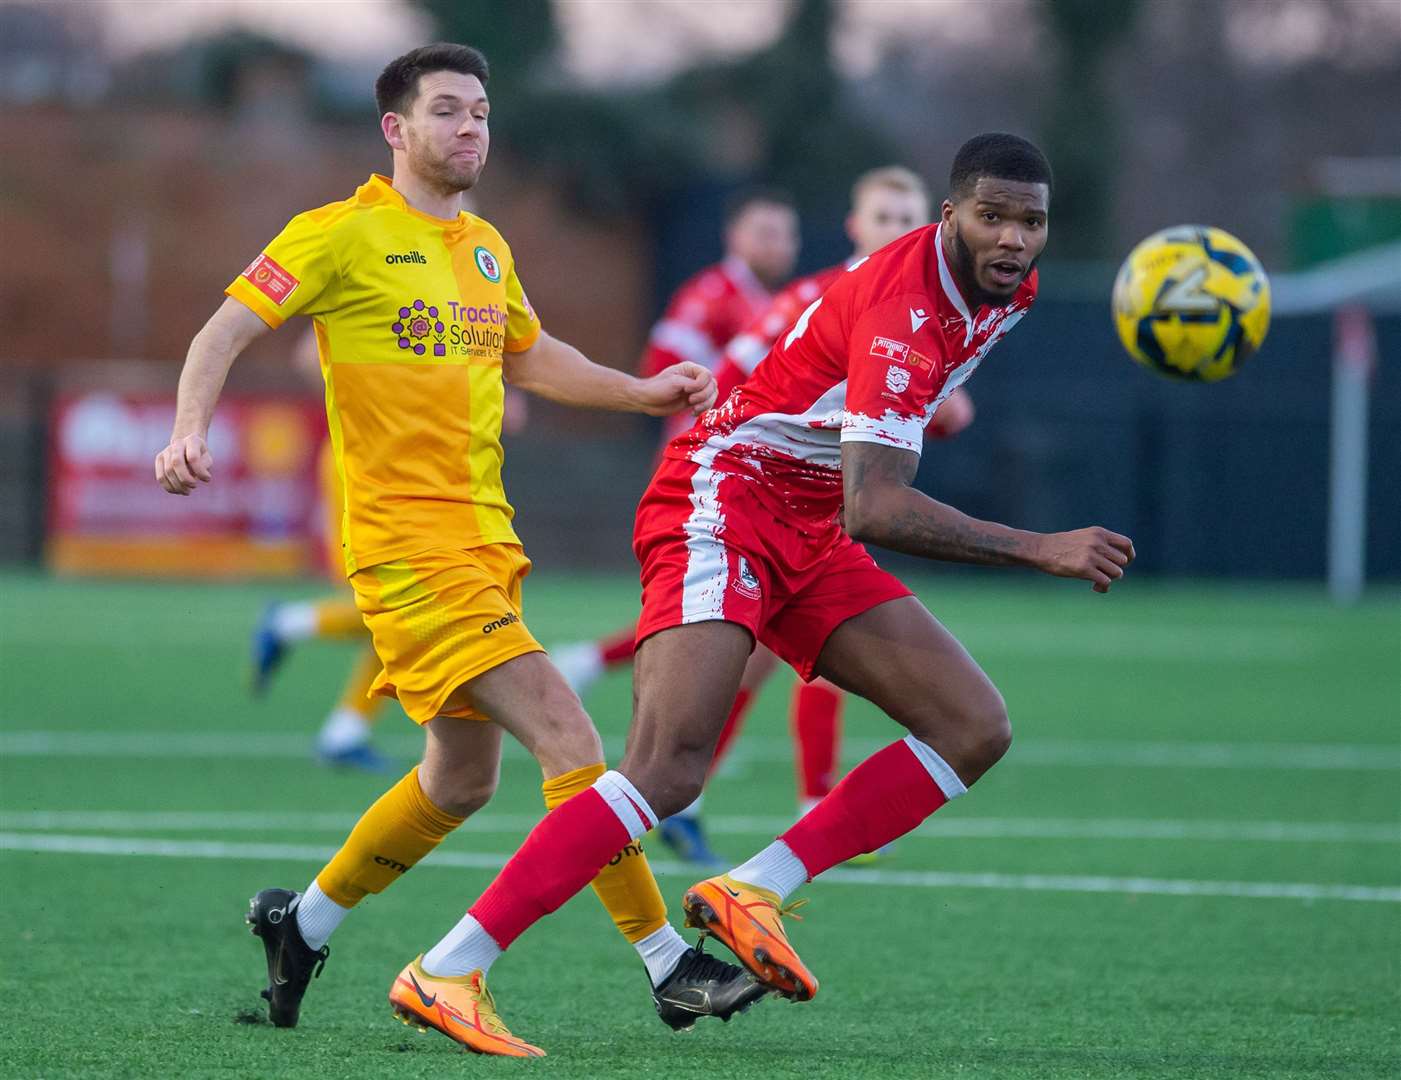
[599,627,638,667]
[791,680,843,802]
[470,771,654,949]
[779,736,965,878]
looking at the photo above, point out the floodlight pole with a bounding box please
[1327,306,1376,605]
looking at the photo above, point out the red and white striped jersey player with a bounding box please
[440,135,1137,1025]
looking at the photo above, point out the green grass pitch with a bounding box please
[1,571,1398,1078]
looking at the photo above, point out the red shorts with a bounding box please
[633,457,912,680]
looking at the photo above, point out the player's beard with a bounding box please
[950,228,1032,310]
[406,134,482,196]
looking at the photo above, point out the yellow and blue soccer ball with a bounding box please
[1112,225,1271,382]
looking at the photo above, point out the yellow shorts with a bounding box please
[350,544,543,724]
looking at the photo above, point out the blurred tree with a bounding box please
[405,0,890,219]
[1040,0,1140,257]
[412,0,559,92]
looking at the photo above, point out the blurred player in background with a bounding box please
[400,134,1136,1038]
[250,320,529,772]
[559,167,976,865]
[155,43,763,1057]
[552,188,797,859]
[552,189,797,695]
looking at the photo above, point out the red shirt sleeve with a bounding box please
[840,299,945,455]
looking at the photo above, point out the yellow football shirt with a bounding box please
[226,174,541,575]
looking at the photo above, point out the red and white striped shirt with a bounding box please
[667,223,1037,527]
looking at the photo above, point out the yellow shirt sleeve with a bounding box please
[226,212,341,329]
[502,259,541,353]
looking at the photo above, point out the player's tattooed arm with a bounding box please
[841,440,1136,591]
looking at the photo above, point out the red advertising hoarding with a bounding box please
[48,392,325,577]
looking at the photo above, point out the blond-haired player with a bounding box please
[155,43,764,1057]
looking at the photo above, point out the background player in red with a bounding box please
[392,134,1136,1037]
[553,189,797,861]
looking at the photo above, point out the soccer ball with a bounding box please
[1112,225,1271,382]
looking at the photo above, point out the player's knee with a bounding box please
[645,770,706,820]
[439,776,497,818]
[967,691,1012,771]
[625,750,707,820]
[532,703,605,772]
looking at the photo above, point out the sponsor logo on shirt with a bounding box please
[392,299,445,357]
[733,556,762,599]
[391,299,510,358]
[885,365,911,394]
[241,253,299,306]
[870,336,909,362]
[474,246,501,282]
[385,251,427,265]
[907,349,937,374]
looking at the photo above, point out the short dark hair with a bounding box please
[949,133,1053,201]
[375,43,489,118]
[723,186,797,227]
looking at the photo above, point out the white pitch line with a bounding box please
[2,731,1396,771]
[1,620,1323,662]
[1,811,1396,845]
[1,832,1395,904]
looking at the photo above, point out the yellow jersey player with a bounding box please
[154,43,765,1056]
[247,325,394,772]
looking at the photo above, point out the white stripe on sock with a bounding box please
[594,770,657,836]
[902,735,968,800]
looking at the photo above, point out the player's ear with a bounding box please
[843,211,859,248]
[940,199,956,226]
[381,112,407,152]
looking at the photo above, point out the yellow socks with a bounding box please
[542,763,668,943]
[315,767,464,907]
[338,644,384,719]
[314,598,365,638]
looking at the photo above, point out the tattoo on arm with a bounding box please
[843,441,1037,567]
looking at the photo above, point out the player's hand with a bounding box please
[636,362,717,417]
[1033,527,1135,593]
[154,433,213,495]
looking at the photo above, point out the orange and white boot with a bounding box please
[682,874,819,1002]
[388,956,545,1058]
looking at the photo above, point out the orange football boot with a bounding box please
[682,874,819,1001]
[388,956,545,1058]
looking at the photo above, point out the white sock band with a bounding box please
[594,769,657,837]
[902,734,968,800]
[271,603,318,641]
[316,707,371,754]
[422,912,502,978]
[729,839,808,903]
[294,881,349,951]
[634,923,692,987]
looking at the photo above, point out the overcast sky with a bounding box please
[79,0,1029,82]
